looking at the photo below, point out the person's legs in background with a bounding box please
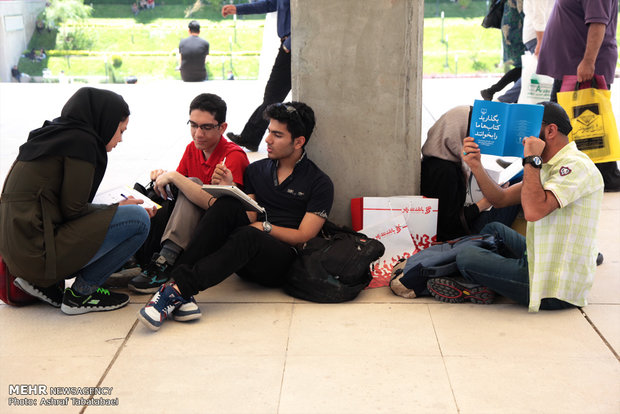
[496,38,538,103]
[596,162,620,192]
[480,67,522,101]
[227,45,291,151]
[62,205,150,314]
[549,78,563,103]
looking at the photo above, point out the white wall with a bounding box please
[0,0,46,82]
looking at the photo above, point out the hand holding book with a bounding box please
[462,137,482,168]
[201,185,265,213]
[469,100,544,157]
[119,195,158,218]
[93,186,161,218]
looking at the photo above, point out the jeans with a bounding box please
[456,222,573,310]
[471,205,521,234]
[471,175,522,233]
[72,205,150,294]
[172,197,297,298]
[239,45,292,147]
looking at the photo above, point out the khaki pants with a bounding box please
[161,177,204,249]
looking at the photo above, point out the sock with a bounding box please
[69,277,96,296]
[159,240,183,266]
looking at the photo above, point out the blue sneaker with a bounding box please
[172,298,201,322]
[138,283,189,331]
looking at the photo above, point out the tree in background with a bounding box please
[42,0,92,29]
[41,0,94,50]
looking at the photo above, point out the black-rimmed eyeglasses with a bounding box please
[187,120,221,131]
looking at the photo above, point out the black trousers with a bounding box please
[134,198,176,266]
[171,197,297,298]
[239,45,292,147]
[487,66,522,93]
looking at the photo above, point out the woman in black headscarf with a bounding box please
[0,87,153,314]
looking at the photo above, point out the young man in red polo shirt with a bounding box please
[128,94,249,301]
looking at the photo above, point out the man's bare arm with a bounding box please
[246,202,325,246]
[577,23,606,82]
[520,136,560,221]
[462,137,522,207]
[155,171,214,209]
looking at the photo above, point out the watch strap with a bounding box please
[522,155,542,168]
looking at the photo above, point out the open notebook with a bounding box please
[201,185,265,213]
[93,186,161,209]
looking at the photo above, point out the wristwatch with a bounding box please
[262,221,272,233]
[522,155,543,169]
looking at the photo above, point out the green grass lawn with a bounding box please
[423,16,503,74]
[423,0,489,18]
[67,19,265,52]
[40,54,259,81]
[91,3,235,21]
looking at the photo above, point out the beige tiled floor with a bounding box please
[1,79,619,413]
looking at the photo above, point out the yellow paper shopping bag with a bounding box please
[557,85,620,163]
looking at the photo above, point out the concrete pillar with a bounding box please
[291,0,424,226]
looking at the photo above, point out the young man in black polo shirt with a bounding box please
[138,101,334,331]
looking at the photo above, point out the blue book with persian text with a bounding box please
[469,100,544,157]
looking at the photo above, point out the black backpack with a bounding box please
[390,234,501,298]
[481,0,505,29]
[284,223,385,303]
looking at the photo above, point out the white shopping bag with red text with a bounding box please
[352,196,438,251]
[361,214,418,288]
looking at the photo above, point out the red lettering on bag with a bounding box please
[412,233,436,250]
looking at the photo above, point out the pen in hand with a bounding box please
[120,193,128,200]
[211,157,230,185]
